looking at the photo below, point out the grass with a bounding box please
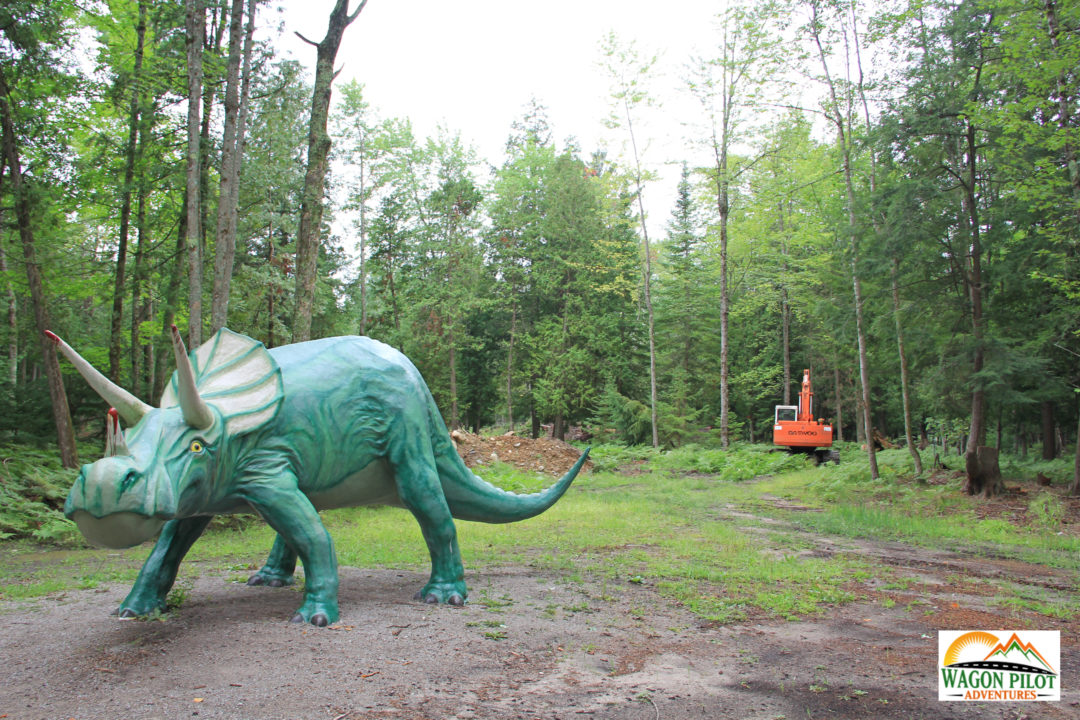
[1,440,1077,622]
[760,447,1080,571]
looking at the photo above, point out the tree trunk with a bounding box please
[715,148,731,449]
[529,379,540,440]
[387,249,400,332]
[855,11,913,475]
[130,149,148,398]
[185,0,205,348]
[781,286,791,406]
[0,76,78,467]
[1071,397,1080,496]
[292,0,369,343]
[833,365,844,442]
[1041,400,1056,460]
[154,197,189,404]
[961,120,993,493]
[963,445,1002,497]
[506,305,516,431]
[642,207,659,449]
[210,0,248,334]
[144,297,154,396]
[130,31,154,398]
[891,258,923,475]
[854,378,865,446]
[0,235,16,387]
[703,93,733,448]
[809,3,876,477]
[267,233,276,347]
[447,324,459,430]
[196,7,226,324]
[852,248,877,476]
[109,0,147,382]
[357,135,368,336]
[619,95,659,449]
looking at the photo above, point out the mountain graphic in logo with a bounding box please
[983,633,1055,673]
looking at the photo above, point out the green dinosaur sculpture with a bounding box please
[48,326,588,626]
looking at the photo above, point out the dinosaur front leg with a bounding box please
[242,478,339,626]
[246,534,298,587]
[119,516,212,617]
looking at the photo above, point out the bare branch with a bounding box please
[347,0,370,24]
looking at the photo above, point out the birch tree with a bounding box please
[688,0,786,448]
[805,0,880,479]
[600,32,660,448]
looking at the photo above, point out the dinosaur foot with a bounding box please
[414,581,467,606]
[247,571,294,588]
[288,598,339,627]
[114,593,166,619]
[290,612,329,627]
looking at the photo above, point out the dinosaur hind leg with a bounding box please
[247,533,297,587]
[390,439,467,606]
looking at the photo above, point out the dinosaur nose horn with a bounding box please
[170,325,214,430]
[44,330,152,426]
[105,408,131,457]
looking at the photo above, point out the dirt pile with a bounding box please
[450,429,592,476]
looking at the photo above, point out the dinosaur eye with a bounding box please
[190,440,204,453]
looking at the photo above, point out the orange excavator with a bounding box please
[773,369,839,464]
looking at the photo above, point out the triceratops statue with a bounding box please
[48,326,588,626]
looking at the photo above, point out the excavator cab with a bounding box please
[774,405,798,424]
[773,369,838,464]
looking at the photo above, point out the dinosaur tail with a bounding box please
[440,447,590,524]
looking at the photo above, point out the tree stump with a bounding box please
[963,445,1003,497]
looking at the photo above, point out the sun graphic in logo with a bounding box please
[943,631,1000,666]
[944,631,1056,674]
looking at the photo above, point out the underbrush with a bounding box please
[0,443,81,544]
[586,441,812,479]
[767,446,1080,570]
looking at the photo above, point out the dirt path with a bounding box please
[2,513,1077,719]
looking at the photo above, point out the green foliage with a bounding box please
[650,443,810,480]
[583,443,658,473]
[595,381,652,445]
[471,460,555,495]
[0,443,80,543]
[1027,492,1066,529]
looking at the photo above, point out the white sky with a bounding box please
[275,0,734,239]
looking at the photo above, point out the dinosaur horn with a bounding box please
[105,408,130,457]
[44,330,151,426]
[170,325,214,430]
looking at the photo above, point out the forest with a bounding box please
[2,0,1079,501]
